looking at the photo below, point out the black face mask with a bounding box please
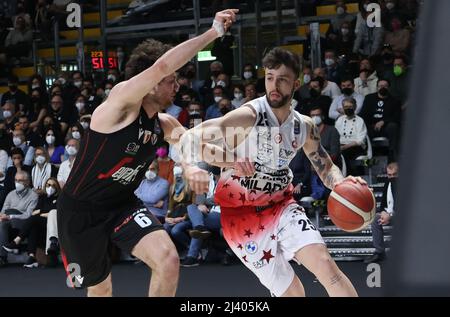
[310,88,320,98]
[344,108,355,116]
[383,53,393,61]
[220,107,231,115]
[185,71,195,79]
[379,88,389,97]
[9,85,18,92]
[211,70,221,78]
[180,100,190,108]
[342,88,354,96]
[31,96,40,103]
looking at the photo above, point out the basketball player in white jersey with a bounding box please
[179,48,365,296]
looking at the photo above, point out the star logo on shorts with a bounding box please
[222,183,230,188]
[259,225,265,231]
[239,193,246,204]
[237,243,243,250]
[231,175,240,181]
[229,192,234,199]
[244,229,253,238]
[242,255,248,262]
[250,189,257,195]
[270,234,276,240]
[260,249,275,263]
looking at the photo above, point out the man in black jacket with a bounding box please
[364,162,398,263]
[359,79,401,162]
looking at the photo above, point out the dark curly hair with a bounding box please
[125,39,173,80]
[262,47,301,78]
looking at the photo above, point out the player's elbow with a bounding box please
[154,60,170,78]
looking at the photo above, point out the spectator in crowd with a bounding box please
[134,160,170,224]
[28,88,48,130]
[328,1,356,38]
[31,147,57,195]
[47,94,73,134]
[179,62,204,95]
[43,127,65,165]
[294,66,313,100]
[0,143,8,208]
[4,15,33,61]
[313,68,341,99]
[353,12,384,56]
[0,170,38,267]
[297,77,333,125]
[359,79,401,162]
[322,50,345,85]
[384,15,411,54]
[4,148,32,195]
[74,94,89,117]
[1,75,30,109]
[381,0,403,27]
[215,72,231,97]
[241,63,257,83]
[205,86,226,120]
[57,138,79,188]
[2,177,61,268]
[384,55,410,106]
[310,106,341,166]
[242,82,257,104]
[18,115,43,148]
[65,122,83,143]
[335,98,368,175]
[2,100,18,132]
[200,61,224,107]
[289,149,312,201]
[34,0,53,41]
[231,84,245,108]
[354,58,379,97]
[364,162,398,263]
[10,128,35,166]
[79,114,91,131]
[28,74,49,106]
[329,21,356,58]
[376,44,395,79]
[185,101,204,128]
[329,78,365,121]
[156,144,175,185]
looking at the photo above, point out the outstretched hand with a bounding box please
[213,9,239,36]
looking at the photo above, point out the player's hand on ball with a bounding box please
[234,157,255,177]
[337,175,367,187]
[185,165,210,194]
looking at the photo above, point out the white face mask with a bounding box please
[145,170,156,180]
[46,186,56,197]
[325,58,335,66]
[214,96,223,103]
[13,137,22,146]
[75,102,85,112]
[31,84,40,89]
[107,74,116,82]
[363,4,369,11]
[336,7,345,15]
[234,92,243,100]
[303,74,311,84]
[35,155,46,165]
[341,28,349,35]
[58,78,66,85]
[66,145,78,156]
[386,2,395,10]
[216,80,226,88]
[46,135,55,145]
[243,71,253,80]
[80,121,89,130]
[72,131,81,140]
[173,166,183,177]
[312,115,323,126]
[74,80,82,88]
[15,182,25,192]
[104,89,111,96]
[3,111,12,119]
[189,110,200,116]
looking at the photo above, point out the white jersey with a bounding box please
[216,96,307,207]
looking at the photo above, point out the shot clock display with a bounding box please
[91,51,118,69]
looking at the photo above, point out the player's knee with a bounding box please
[88,281,112,297]
[313,254,339,281]
[157,247,179,276]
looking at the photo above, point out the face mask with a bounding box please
[311,115,323,126]
[393,65,403,77]
[211,70,221,78]
[46,186,56,197]
[303,74,311,84]
[386,2,395,10]
[325,58,335,66]
[13,137,22,146]
[379,87,389,97]
[336,7,345,15]
[46,135,55,145]
[74,80,82,88]
[216,80,226,88]
[214,96,223,103]
[243,71,253,80]
[104,89,111,96]
[36,155,46,165]
[66,145,78,156]
[145,170,157,181]
[344,108,355,116]
[15,182,25,192]
[72,131,81,140]
[342,88,354,96]
[31,84,40,89]
[220,107,230,115]
[3,111,12,119]
[173,166,183,177]
[341,28,349,35]
[234,92,243,100]
[107,74,116,82]
[383,53,393,61]
[75,102,85,112]
[156,147,168,158]
[81,121,89,130]
[188,110,200,116]
[58,78,66,85]
[363,4,369,11]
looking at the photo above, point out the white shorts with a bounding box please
[221,202,325,296]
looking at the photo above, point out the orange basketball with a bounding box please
[327,180,376,232]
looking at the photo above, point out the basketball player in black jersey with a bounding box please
[57,9,238,296]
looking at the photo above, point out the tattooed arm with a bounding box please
[302,115,344,190]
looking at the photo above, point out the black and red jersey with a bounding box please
[63,108,165,208]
